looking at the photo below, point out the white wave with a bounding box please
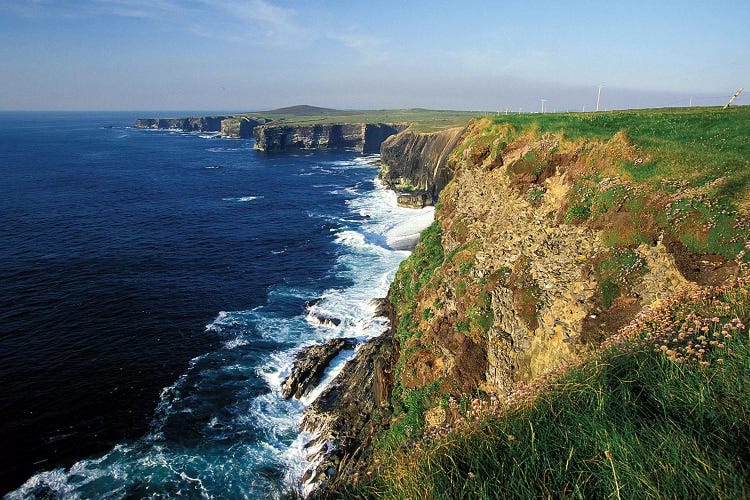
[222,195,263,202]
[333,230,367,249]
[299,347,356,406]
[9,153,433,499]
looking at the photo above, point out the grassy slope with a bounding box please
[326,106,750,498]
[336,266,750,499]
[489,106,750,206]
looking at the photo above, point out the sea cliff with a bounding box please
[134,115,228,132]
[378,126,467,207]
[134,113,407,149]
[303,107,750,497]
[252,123,407,153]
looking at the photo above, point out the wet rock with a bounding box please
[282,338,357,399]
[308,313,342,327]
[396,191,433,208]
[300,330,394,489]
[304,299,343,327]
[369,297,391,318]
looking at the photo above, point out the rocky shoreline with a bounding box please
[134,112,471,493]
[134,114,407,152]
[276,128,464,493]
[281,298,395,493]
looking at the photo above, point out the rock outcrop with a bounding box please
[220,117,265,138]
[253,123,407,153]
[300,330,395,487]
[282,338,357,399]
[134,115,228,132]
[379,126,467,205]
[386,118,735,408]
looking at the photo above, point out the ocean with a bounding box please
[0,112,432,497]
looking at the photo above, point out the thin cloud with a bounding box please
[1,0,388,55]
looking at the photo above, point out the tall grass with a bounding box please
[329,267,750,499]
[491,106,750,203]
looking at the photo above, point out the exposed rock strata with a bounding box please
[134,116,228,132]
[220,117,265,138]
[253,123,407,153]
[396,191,433,208]
[282,338,356,399]
[387,119,730,401]
[379,126,467,205]
[300,330,394,487]
[298,298,393,489]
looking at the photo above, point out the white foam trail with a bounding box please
[221,195,263,202]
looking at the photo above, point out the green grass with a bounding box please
[490,106,750,204]
[389,221,444,328]
[331,272,750,499]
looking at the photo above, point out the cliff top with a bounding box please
[137,106,481,131]
[243,107,480,131]
[488,106,750,207]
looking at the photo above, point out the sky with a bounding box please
[0,0,748,111]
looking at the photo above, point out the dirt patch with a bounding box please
[580,295,642,344]
[664,235,738,285]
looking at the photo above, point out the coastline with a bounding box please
[4,122,432,498]
[284,177,435,493]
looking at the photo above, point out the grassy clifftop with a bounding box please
[243,107,479,131]
[325,106,750,498]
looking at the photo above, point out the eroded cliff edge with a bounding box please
[378,126,467,207]
[387,118,738,401]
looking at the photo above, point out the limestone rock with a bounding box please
[253,123,406,153]
[379,126,467,202]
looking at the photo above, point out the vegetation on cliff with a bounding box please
[336,266,750,498]
[324,106,750,498]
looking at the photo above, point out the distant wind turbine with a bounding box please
[596,84,605,112]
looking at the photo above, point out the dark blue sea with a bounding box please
[0,112,433,497]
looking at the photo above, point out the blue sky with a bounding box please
[0,0,748,111]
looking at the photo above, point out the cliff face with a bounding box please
[385,118,732,421]
[253,123,407,153]
[134,115,228,133]
[219,117,264,138]
[379,127,467,205]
